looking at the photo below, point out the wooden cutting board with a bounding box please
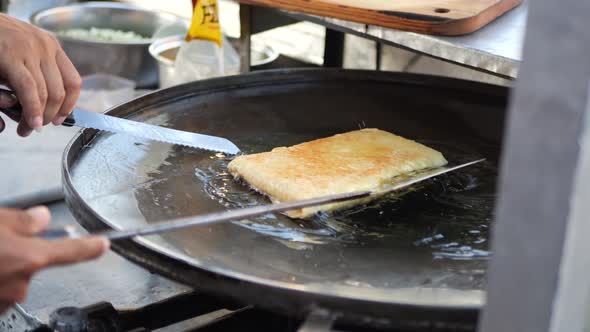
[237,0,523,35]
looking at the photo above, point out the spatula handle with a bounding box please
[38,226,79,240]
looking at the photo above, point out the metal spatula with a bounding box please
[40,159,485,240]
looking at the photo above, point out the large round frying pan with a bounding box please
[63,69,506,327]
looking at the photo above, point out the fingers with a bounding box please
[53,50,81,125]
[4,64,42,130]
[0,275,30,313]
[16,119,33,137]
[0,206,50,236]
[36,236,109,267]
[15,64,40,137]
[0,206,109,266]
[0,18,81,131]
[25,60,48,124]
[41,59,64,126]
[0,234,108,277]
[0,302,12,315]
[0,205,108,311]
[25,206,51,233]
[0,278,29,303]
[0,82,27,136]
[6,236,109,277]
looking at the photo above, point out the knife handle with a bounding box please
[0,87,75,127]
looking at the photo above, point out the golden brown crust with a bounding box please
[228,128,447,218]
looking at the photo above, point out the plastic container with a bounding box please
[76,73,136,113]
[149,35,279,88]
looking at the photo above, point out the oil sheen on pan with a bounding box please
[194,134,495,261]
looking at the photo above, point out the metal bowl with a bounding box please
[149,35,280,88]
[30,2,189,88]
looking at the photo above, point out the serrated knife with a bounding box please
[62,108,240,154]
[0,89,240,155]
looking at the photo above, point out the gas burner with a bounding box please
[2,291,299,332]
[1,290,476,332]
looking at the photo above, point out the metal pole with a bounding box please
[239,3,252,73]
[479,0,590,331]
[323,29,345,67]
[375,42,382,71]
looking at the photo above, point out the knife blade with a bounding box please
[0,87,240,154]
[64,108,240,154]
[41,159,485,241]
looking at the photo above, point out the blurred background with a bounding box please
[2,0,511,86]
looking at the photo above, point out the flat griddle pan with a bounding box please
[62,69,507,328]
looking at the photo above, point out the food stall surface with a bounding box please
[276,2,526,79]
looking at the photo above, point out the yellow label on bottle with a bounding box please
[186,0,222,47]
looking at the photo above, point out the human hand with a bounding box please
[0,206,108,313]
[0,13,82,137]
